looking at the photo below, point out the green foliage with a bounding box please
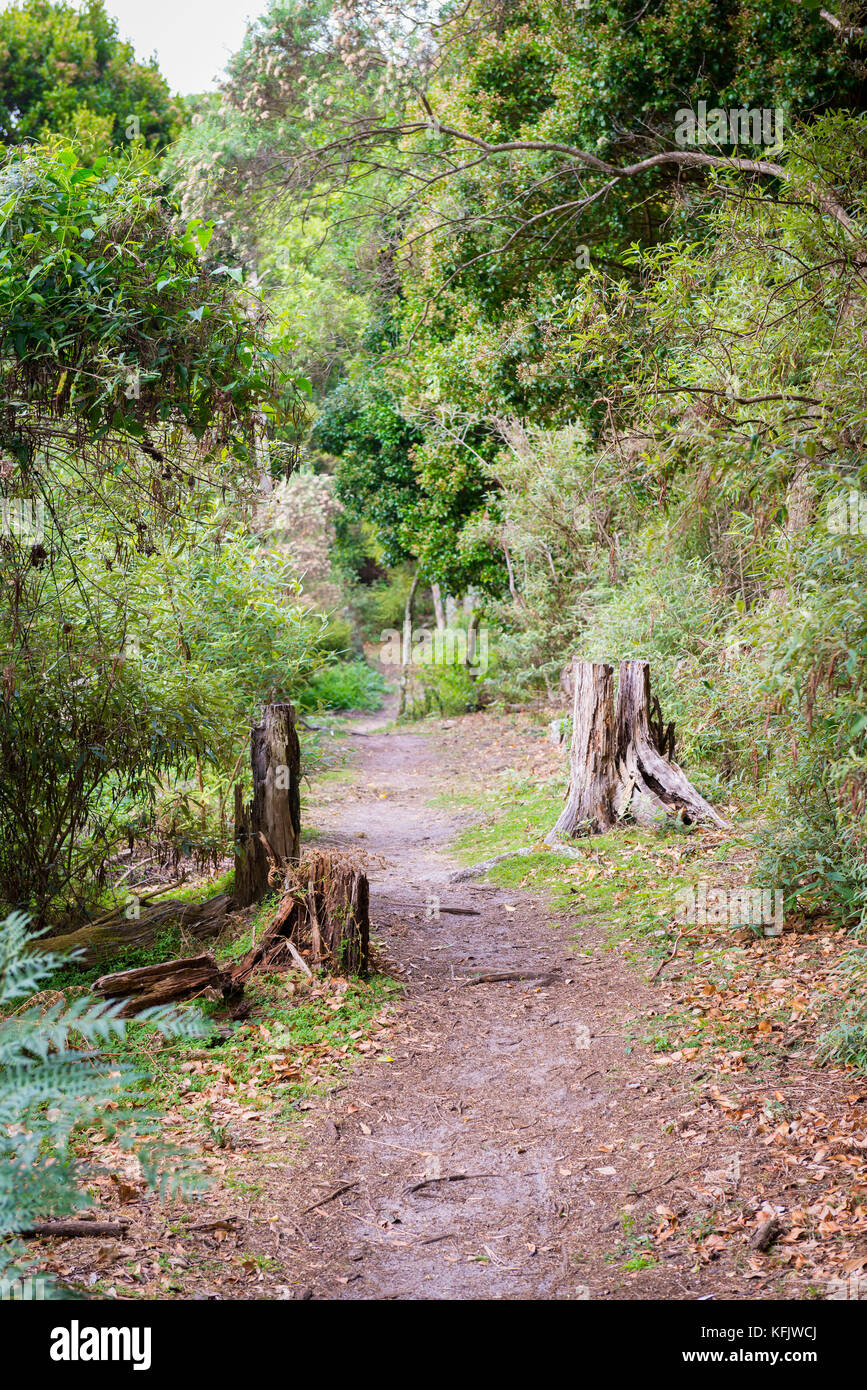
[0,0,182,151]
[756,765,867,928]
[298,659,386,713]
[0,142,280,464]
[313,377,423,566]
[0,910,208,1290]
[0,143,315,915]
[404,661,486,719]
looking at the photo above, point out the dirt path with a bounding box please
[273,710,826,1301]
[34,704,863,1302]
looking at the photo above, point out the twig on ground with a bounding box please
[301,1182,358,1214]
[652,930,684,980]
[406,1173,497,1194]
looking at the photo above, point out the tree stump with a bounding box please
[614,659,726,828]
[546,661,618,839]
[232,851,370,981]
[234,702,301,907]
[547,658,727,841]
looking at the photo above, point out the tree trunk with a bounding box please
[547,658,727,841]
[546,660,618,840]
[234,702,301,907]
[431,581,446,631]
[398,570,419,716]
[614,659,727,827]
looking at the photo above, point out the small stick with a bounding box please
[629,1167,698,1198]
[464,970,556,987]
[285,938,313,978]
[301,1182,357,1214]
[22,1220,129,1239]
[406,1173,497,1195]
[651,930,684,981]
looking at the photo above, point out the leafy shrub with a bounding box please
[298,660,386,712]
[351,567,418,640]
[756,762,867,928]
[404,662,488,719]
[581,549,761,784]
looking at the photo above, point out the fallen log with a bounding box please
[94,951,236,1017]
[31,894,232,967]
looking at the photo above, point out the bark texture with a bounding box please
[94,952,236,1017]
[234,702,301,907]
[614,659,726,828]
[546,660,618,840]
[32,894,231,967]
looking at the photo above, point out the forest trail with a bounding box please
[30,703,864,1302]
[261,709,844,1301]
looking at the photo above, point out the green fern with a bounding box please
[0,911,210,1294]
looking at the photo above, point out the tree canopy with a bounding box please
[0,0,182,151]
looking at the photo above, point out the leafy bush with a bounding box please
[581,549,759,781]
[0,143,314,916]
[756,762,867,929]
[298,660,386,712]
[0,911,208,1291]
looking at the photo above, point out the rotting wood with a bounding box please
[613,660,727,829]
[31,894,231,967]
[233,850,370,982]
[94,951,236,1017]
[22,1221,129,1239]
[751,1215,783,1252]
[546,660,618,840]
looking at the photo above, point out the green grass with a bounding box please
[100,970,401,1119]
[168,867,235,903]
[605,1213,659,1272]
[444,771,693,950]
[46,923,190,990]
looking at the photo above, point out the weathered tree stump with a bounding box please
[234,702,301,907]
[232,851,370,981]
[547,657,727,841]
[546,661,618,839]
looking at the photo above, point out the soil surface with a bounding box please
[243,708,857,1301]
[32,703,865,1301]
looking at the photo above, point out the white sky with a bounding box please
[103,0,256,94]
[0,0,258,96]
